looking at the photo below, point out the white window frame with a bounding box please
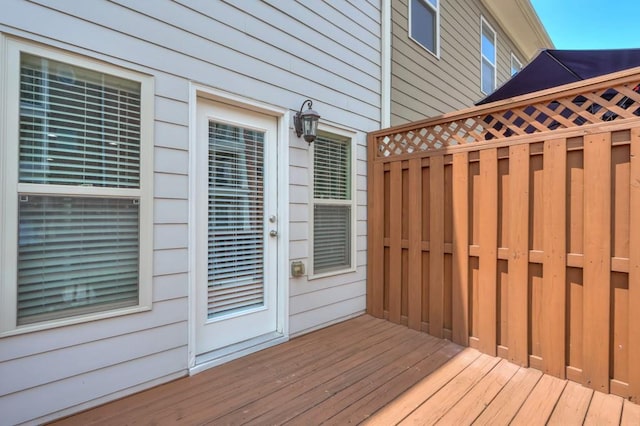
[480,16,497,94]
[409,0,441,58]
[308,124,357,280]
[0,37,154,336]
[511,53,523,76]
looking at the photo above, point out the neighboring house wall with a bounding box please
[0,1,380,424]
[390,0,551,125]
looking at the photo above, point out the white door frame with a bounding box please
[187,84,290,374]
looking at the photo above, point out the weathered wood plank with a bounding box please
[398,353,500,424]
[583,392,623,425]
[407,158,423,330]
[621,399,640,425]
[507,143,530,366]
[510,374,567,425]
[451,152,469,345]
[326,344,464,424]
[245,328,433,425]
[429,155,445,337]
[436,359,519,424]
[542,138,567,378]
[363,348,480,425]
[547,380,593,425]
[478,148,498,355]
[455,365,542,425]
[582,132,612,393]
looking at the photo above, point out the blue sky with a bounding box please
[530,0,640,50]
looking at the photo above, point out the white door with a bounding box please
[195,99,279,356]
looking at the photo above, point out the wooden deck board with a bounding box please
[435,359,519,425]
[363,347,481,425]
[51,315,639,426]
[622,399,640,425]
[398,354,501,424]
[547,380,593,425]
[473,366,543,425]
[284,333,450,424]
[322,342,463,425]
[584,392,624,425]
[510,374,568,425]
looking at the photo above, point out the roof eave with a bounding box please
[480,0,554,60]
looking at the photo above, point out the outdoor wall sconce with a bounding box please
[294,99,320,144]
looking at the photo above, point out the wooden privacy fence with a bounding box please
[367,67,640,402]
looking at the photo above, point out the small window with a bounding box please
[410,0,440,56]
[480,18,497,94]
[1,39,153,334]
[310,132,355,277]
[511,54,522,76]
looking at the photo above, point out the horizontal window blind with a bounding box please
[313,204,351,273]
[313,133,353,274]
[208,123,265,318]
[17,196,139,325]
[314,134,350,200]
[19,53,141,188]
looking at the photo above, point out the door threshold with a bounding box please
[191,331,287,375]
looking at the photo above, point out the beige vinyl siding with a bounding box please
[391,0,528,125]
[0,0,380,423]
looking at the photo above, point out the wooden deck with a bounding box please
[53,315,640,425]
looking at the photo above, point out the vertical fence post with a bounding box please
[542,138,567,378]
[629,128,640,402]
[429,156,445,338]
[452,152,469,345]
[508,143,530,366]
[478,148,498,356]
[367,134,385,318]
[388,162,403,323]
[583,132,611,393]
[408,158,423,330]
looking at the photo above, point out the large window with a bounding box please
[410,0,440,56]
[310,132,355,277]
[0,40,153,334]
[481,17,497,94]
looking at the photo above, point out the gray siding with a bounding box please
[391,0,529,125]
[0,0,380,423]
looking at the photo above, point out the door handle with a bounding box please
[269,230,278,237]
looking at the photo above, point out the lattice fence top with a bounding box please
[373,72,640,159]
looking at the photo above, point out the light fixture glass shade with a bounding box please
[295,99,321,144]
[301,109,320,143]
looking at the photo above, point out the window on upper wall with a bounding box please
[511,53,523,76]
[410,0,440,56]
[310,131,355,278]
[0,39,154,335]
[480,17,497,94]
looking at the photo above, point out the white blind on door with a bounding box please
[208,123,265,318]
[19,53,141,188]
[17,196,139,325]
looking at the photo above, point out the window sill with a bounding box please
[307,266,357,281]
[408,35,440,60]
[0,304,152,338]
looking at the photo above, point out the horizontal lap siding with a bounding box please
[368,126,640,401]
[0,0,381,423]
[390,0,530,125]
